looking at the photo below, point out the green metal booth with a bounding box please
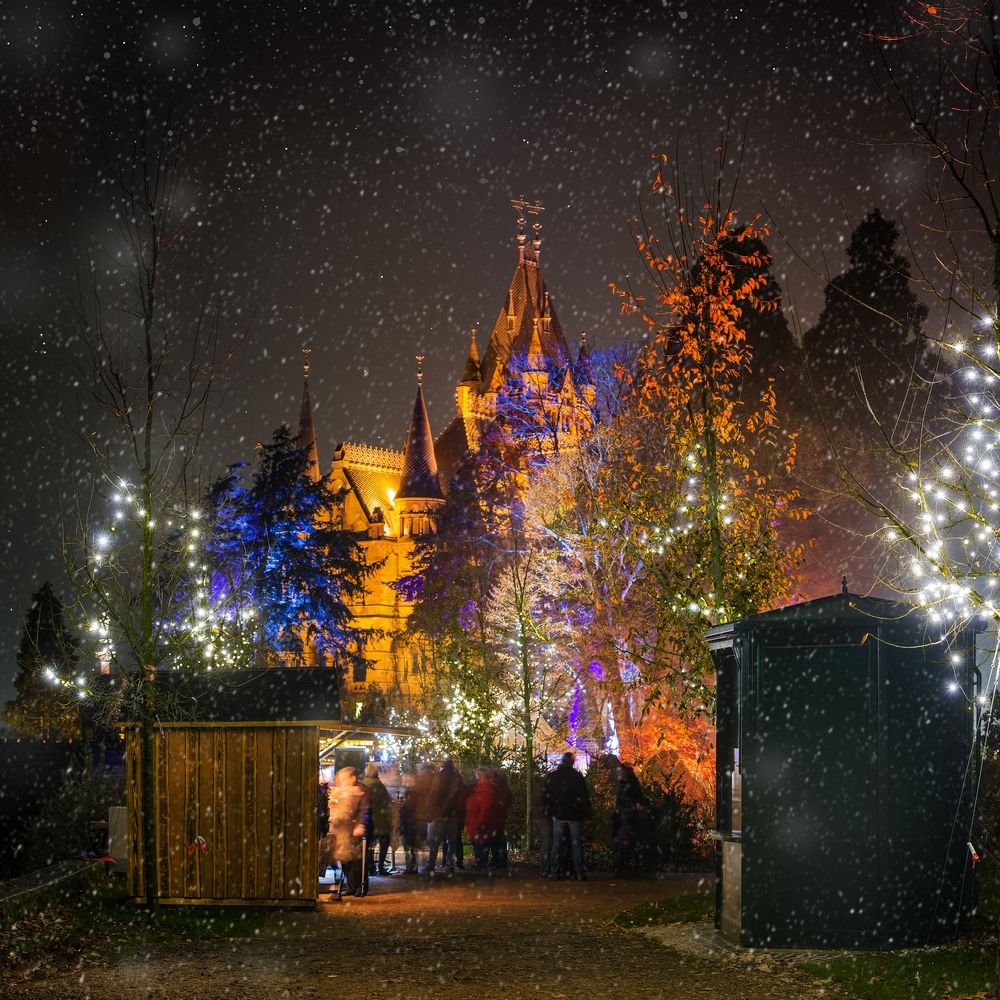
[705,590,980,949]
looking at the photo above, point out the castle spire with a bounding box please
[397,356,444,501]
[297,347,320,482]
[574,330,595,386]
[461,326,481,383]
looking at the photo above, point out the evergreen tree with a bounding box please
[804,207,928,435]
[797,209,928,594]
[3,582,81,740]
[205,425,373,670]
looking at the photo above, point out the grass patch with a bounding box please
[614,889,998,999]
[803,941,996,1000]
[1,875,268,978]
[614,890,714,929]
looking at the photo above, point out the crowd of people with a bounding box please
[319,753,653,898]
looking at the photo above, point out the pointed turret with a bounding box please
[297,348,321,482]
[574,330,595,387]
[397,356,444,502]
[461,327,481,384]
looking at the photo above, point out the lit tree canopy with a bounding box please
[204,424,373,669]
[610,146,804,714]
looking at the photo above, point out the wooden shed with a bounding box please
[123,668,412,907]
[127,720,319,906]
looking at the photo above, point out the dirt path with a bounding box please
[1,870,847,1000]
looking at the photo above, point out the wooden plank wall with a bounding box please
[127,725,319,905]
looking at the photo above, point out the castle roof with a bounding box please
[333,443,403,524]
[397,375,444,501]
[478,241,572,392]
[434,415,474,489]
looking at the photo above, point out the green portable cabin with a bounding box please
[705,590,980,949]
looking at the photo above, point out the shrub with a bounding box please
[21,757,124,870]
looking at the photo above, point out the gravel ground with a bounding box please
[0,870,850,1000]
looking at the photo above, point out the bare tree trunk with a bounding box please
[521,623,534,852]
[140,714,157,915]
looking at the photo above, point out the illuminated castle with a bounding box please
[296,211,596,704]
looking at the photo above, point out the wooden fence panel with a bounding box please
[127,724,319,906]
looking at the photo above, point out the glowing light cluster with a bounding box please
[888,315,1000,701]
[79,477,262,685]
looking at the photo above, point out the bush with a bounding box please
[20,757,123,870]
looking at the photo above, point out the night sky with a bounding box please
[0,0,930,702]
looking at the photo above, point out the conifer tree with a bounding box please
[797,209,927,593]
[3,582,81,740]
[205,425,372,670]
[804,208,928,438]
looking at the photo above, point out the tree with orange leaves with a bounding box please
[609,137,805,719]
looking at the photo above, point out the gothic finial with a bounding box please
[841,575,849,595]
[511,195,543,263]
[416,353,425,387]
[302,346,312,375]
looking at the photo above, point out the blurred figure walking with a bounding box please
[465,766,513,871]
[362,762,392,875]
[612,762,650,877]
[547,753,591,881]
[424,759,465,874]
[328,766,371,897]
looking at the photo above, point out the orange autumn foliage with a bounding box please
[602,150,807,812]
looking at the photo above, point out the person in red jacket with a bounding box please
[465,766,513,871]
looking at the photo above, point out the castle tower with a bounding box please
[433,199,595,485]
[476,201,572,396]
[456,327,481,416]
[574,330,597,409]
[395,356,445,538]
[297,348,321,483]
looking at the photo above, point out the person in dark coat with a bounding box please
[444,774,471,869]
[424,758,464,873]
[317,781,331,878]
[398,784,418,874]
[362,762,392,875]
[548,752,591,880]
[491,768,513,868]
[612,762,651,877]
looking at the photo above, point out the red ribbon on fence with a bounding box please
[187,835,208,857]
